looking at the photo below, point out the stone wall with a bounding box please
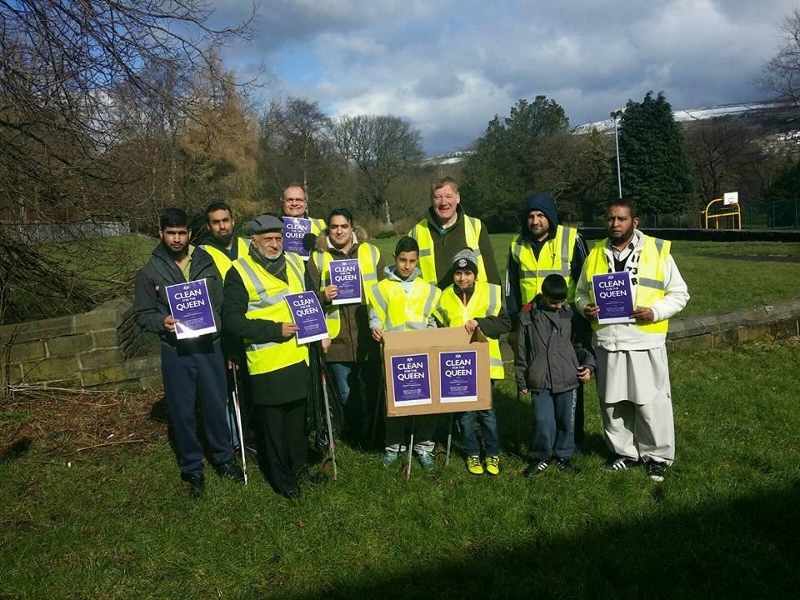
[667,298,800,350]
[1,299,161,392]
[2,298,799,394]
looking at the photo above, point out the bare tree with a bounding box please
[258,97,352,215]
[331,114,424,224]
[0,0,255,324]
[760,8,800,103]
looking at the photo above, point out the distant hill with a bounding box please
[574,99,800,136]
[423,99,800,165]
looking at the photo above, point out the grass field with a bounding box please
[1,234,798,598]
[1,338,799,598]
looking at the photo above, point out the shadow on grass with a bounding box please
[288,480,800,600]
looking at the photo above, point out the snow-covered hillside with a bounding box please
[573,100,786,135]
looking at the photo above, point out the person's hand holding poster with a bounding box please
[284,291,329,344]
[591,271,636,324]
[166,279,217,339]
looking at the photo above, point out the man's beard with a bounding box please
[163,243,188,258]
[215,232,233,246]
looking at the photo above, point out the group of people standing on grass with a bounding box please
[133,177,689,499]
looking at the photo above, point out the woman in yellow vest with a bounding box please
[368,236,442,470]
[223,214,310,500]
[307,208,387,445]
[433,249,511,476]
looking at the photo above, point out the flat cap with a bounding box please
[248,214,284,234]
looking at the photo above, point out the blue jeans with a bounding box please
[328,361,368,442]
[161,340,233,475]
[459,408,500,456]
[530,388,576,461]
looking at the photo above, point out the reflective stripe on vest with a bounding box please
[230,253,309,374]
[311,243,381,339]
[410,216,485,284]
[200,237,250,279]
[434,281,505,380]
[583,236,671,334]
[369,278,442,332]
[510,225,578,304]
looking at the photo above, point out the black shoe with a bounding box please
[214,460,245,483]
[523,459,550,478]
[297,467,327,487]
[605,455,640,472]
[180,472,205,497]
[555,457,577,473]
[281,487,302,500]
[646,460,667,482]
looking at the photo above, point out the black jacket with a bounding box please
[514,299,595,394]
[505,193,588,323]
[133,243,224,348]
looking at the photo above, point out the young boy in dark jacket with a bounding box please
[515,274,595,477]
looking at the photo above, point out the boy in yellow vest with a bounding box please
[368,236,442,469]
[434,249,510,475]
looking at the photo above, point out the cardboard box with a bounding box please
[382,327,492,417]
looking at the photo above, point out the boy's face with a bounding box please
[453,268,475,291]
[393,250,418,279]
[538,295,565,312]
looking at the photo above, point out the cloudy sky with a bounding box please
[211,0,797,155]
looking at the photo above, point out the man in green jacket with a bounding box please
[409,176,500,290]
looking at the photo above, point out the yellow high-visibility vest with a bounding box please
[310,217,326,236]
[230,253,309,374]
[434,281,505,379]
[509,225,578,303]
[583,236,671,334]
[409,216,485,284]
[200,237,250,279]
[311,243,381,339]
[368,278,441,332]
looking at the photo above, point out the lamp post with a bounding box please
[610,110,623,199]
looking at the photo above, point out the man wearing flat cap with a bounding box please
[223,213,311,499]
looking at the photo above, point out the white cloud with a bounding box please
[213,0,800,154]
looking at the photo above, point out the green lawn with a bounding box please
[1,339,799,598]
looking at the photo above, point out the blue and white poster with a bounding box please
[330,259,362,305]
[592,271,636,324]
[284,291,329,344]
[282,217,312,260]
[439,351,479,403]
[166,278,218,339]
[390,353,432,407]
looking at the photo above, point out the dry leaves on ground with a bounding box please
[0,389,167,462]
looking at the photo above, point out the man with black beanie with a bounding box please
[506,192,590,443]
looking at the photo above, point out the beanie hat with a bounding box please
[452,248,479,275]
[521,193,558,238]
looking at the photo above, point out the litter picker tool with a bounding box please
[319,358,338,481]
[231,366,248,485]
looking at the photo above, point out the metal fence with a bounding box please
[582,199,799,230]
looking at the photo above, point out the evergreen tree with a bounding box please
[461,96,569,231]
[618,91,695,218]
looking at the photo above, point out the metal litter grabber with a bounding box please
[320,362,338,481]
[231,367,248,485]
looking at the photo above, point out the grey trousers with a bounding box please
[595,346,675,464]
